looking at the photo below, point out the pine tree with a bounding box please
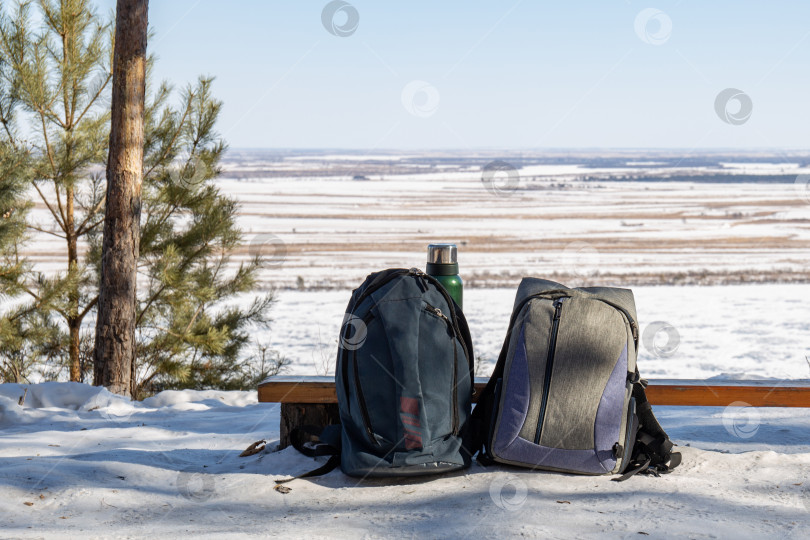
[0,0,275,394]
[1,15,34,382]
[133,78,276,398]
[0,148,31,382]
[0,0,112,382]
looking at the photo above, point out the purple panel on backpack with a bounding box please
[492,333,629,475]
[492,326,531,455]
[594,343,628,471]
[497,436,607,473]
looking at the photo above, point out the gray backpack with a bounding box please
[279,268,475,482]
[471,278,681,481]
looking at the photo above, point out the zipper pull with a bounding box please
[411,268,430,293]
[426,304,449,321]
[553,298,565,319]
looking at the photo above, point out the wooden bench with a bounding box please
[259,376,810,448]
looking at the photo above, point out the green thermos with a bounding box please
[426,243,463,310]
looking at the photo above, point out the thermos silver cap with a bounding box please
[427,243,457,265]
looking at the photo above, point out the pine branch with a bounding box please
[75,198,104,235]
[136,239,213,326]
[143,91,195,180]
[74,71,111,126]
[61,27,71,128]
[1,118,17,147]
[182,303,204,336]
[27,223,65,239]
[31,181,65,231]
[37,109,58,176]
[77,295,98,322]
[54,182,66,228]
[76,217,103,236]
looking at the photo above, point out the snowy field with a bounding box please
[224,167,810,289]
[24,159,810,289]
[1,383,809,538]
[269,284,810,380]
[8,154,810,537]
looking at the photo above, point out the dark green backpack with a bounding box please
[279,268,475,481]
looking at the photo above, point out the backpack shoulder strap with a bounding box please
[613,373,682,482]
[276,424,342,484]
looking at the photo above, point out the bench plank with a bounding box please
[645,383,810,407]
[259,377,810,408]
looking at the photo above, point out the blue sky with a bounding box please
[92,1,810,150]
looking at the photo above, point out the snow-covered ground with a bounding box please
[1,383,809,538]
[268,284,810,380]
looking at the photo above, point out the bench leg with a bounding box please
[279,403,340,450]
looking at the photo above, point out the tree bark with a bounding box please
[94,0,149,397]
[66,186,81,382]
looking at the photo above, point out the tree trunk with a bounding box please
[94,0,149,397]
[68,319,81,381]
[66,187,81,382]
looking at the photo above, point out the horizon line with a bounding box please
[225,147,810,154]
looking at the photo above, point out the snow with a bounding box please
[22,167,810,290]
[1,382,810,538]
[8,155,810,535]
[267,284,810,380]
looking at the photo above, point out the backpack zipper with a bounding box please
[414,268,473,401]
[425,303,460,436]
[352,312,379,446]
[424,303,446,319]
[534,297,566,445]
[351,268,470,370]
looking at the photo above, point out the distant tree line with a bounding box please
[580,174,800,184]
